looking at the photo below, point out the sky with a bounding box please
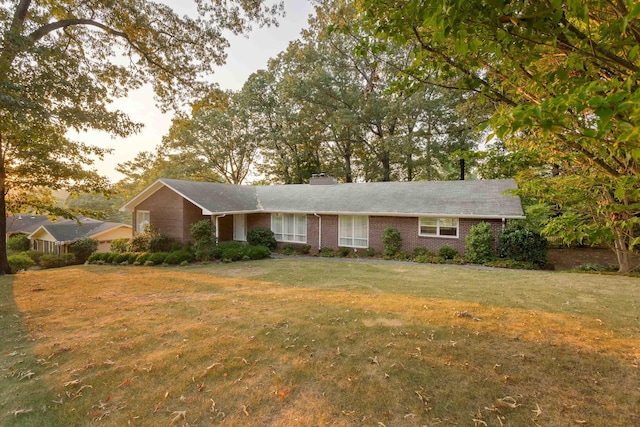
[81,0,314,183]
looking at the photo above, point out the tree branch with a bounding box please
[10,0,31,34]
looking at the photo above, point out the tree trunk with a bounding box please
[381,151,391,181]
[0,137,11,274]
[343,143,353,183]
[614,236,631,273]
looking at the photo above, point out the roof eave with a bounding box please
[120,179,213,214]
[261,210,525,219]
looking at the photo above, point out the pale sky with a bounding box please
[79,0,314,183]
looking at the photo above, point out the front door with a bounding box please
[233,214,247,241]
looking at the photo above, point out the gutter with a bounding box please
[313,213,321,250]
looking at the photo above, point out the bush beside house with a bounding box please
[68,238,98,264]
[8,253,35,272]
[465,222,496,264]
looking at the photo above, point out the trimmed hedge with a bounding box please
[86,243,270,267]
[40,253,75,269]
[164,250,195,265]
[148,252,169,265]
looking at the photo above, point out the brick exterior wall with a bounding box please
[242,212,503,254]
[135,186,209,243]
[369,217,503,254]
[247,213,270,230]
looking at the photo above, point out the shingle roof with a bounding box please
[123,178,524,219]
[6,214,51,235]
[27,218,131,243]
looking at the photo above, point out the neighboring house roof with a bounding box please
[122,178,525,219]
[6,214,52,235]
[26,218,132,244]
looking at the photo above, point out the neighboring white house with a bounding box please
[7,214,132,254]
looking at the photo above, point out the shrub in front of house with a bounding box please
[217,241,245,262]
[281,243,295,255]
[110,238,130,253]
[438,245,459,260]
[40,253,75,269]
[465,222,496,264]
[190,219,217,261]
[7,234,30,254]
[8,253,35,272]
[129,233,150,252]
[393,251,413,261]
[22,250,43,264]
[136,252,152,264]
[128,225,175,253]
[382,227,402,257]
[362,247,377,258]
[87,253,103,263]
[414,253,443,264]
[279,243,311,255]
[110,252,140,264]
[148,233,176,253]
[69,237,98,264]
[164,250,195,265]
[147,252,169,265]
[244,245,271,260]
[298,244,311,255]
[319,247,335,257]
[497,223,548,267]
[484,258,539,270]
[246,227,277,250]
[337,246,352,257]
[413,247,429,257]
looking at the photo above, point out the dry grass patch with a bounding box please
[1,261,639,426]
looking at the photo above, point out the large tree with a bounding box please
[359,0,640,272]
[161,89,258,184]
[241,0,485,184]
[0,0,282,273]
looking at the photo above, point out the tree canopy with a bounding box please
[0,0,283,273]
[358,0,640,271]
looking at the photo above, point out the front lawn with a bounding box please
[1,260,639,426]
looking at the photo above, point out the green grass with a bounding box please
[1,259,639,426]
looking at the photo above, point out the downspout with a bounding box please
[314,213,321,252]
[215,214,226,242]
[502,218,506,230]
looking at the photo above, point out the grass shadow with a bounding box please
[0,275,64,426]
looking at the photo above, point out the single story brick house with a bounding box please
[120,177,524,255]
[10,215,133,254]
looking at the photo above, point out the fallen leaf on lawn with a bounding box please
[169,410,186,426]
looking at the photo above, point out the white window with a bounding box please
[339,215,369,248]
[136,210,150,233]
[271,213,306,243]
[419,217,459,238]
